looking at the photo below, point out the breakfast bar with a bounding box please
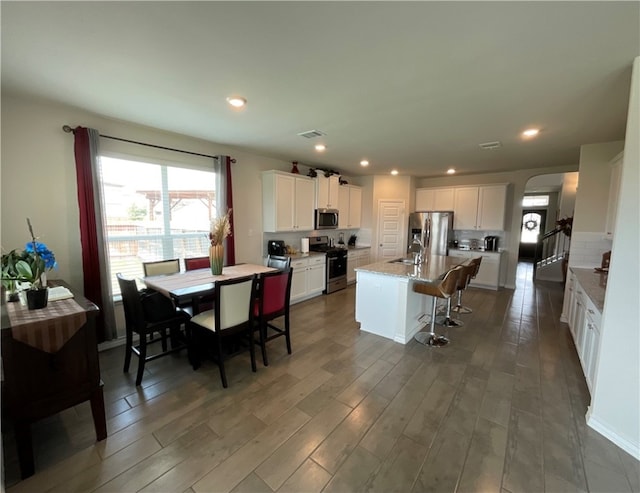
[354,255,463,344]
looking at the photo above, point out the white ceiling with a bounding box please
[2,2,638,178]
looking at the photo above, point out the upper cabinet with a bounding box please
[605,152,623,239]
[415,187,455,211]
[418,184,508,230]
[262,170,315,232]
[477,185,507,230]
[338,185,362,229]
[316,175,340,209]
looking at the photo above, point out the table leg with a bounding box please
[15,421,35,479]
[90,383,107,441]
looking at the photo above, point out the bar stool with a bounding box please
[413,265,463,347]
[451,257,482,314]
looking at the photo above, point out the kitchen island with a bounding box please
[354,255,463,344]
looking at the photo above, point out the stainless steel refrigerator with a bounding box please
[407,211,454,256]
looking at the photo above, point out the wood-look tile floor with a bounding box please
[3,263,639,492]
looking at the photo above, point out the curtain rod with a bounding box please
[62,125,235,162]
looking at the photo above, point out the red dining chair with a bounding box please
[253,268,293,366]
[185,256,214,313]
[184,256,210,271]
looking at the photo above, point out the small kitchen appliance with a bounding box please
[484,236,499,252]
[267,240,286,256]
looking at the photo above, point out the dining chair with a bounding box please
[184,255,214,312]
[253,268,293,366]
[187,275,258,388]
[117,273,191,386]
[142,259,180,277]
[266,255,291,270]
[412,265,463,347]
[184,256,210,271]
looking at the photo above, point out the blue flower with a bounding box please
[24,241,57,269]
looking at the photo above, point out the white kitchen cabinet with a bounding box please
[604,152,623,239]
[582,301,602,392]
[453,185,507,231]
[316,175,340,209]
[262,171,315,232]
[415,187,455,211]
[338,185,362,229]
[290,255,326,304]
[446,250,503,290]
[477,185,507,230]
[347,248,371,284]
[566,270,602,393]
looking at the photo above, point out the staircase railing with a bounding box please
[533,227,571,279]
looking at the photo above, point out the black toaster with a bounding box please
[267,240,286,256]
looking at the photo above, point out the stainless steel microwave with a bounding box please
[315,208,339,229]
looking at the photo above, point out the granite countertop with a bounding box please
[571,267,607,313]
[449,248,503,255]
[284,251,326,260]
[355,255,463,283]
[347,245,371,251]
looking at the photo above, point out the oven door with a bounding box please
[326,253,347,293]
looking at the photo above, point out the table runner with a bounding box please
[6,298,87,353]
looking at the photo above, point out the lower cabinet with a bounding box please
[447,250,503,290]
[290,255,326,304]
[566,270,602,393]
[347,248,371,284]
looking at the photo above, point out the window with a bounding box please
[98,156,216,295]
[522,195,549,207]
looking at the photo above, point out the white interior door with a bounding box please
[376,200,406,262]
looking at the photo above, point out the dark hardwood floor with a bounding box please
[3,263,638,492]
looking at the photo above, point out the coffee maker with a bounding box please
[484,235,499,252]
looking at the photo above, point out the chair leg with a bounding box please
[216,337,228,388]
[451,288,472,314]
[285,315,292,354]
[123,328,133,373]
[259,322,269,367]
[414,297,449,347]
[188,324,201,370]
[249,328,257,373]
[437,297,464,328]
[136,332,147,386]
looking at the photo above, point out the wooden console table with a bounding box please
[1,280,107,478]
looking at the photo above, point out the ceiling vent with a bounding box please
[478,141,502,150]
[297,129,326,139]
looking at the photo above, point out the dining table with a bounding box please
[143,263,276,307]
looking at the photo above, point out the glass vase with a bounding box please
[209,244,224,275]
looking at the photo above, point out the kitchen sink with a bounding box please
[389,258,416,265]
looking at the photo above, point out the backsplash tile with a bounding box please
[568,232,612,268]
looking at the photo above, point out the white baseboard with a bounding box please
[98,336,127,352]
[587,408,640,460]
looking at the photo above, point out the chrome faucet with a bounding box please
[409,234,424,265]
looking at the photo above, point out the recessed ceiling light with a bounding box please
[522,128,540,138]
[447,168,456,174]
[314,144,326,152]
[391,169,399,176]
[226,96,247,108]
[360,160,369,167]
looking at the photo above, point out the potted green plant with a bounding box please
[1,249,23,302]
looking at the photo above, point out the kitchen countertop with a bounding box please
[347,245,371,251]
[282,251,326,260]
[449,248,503,255]
[571,267,607,313]
[355,255,462,283]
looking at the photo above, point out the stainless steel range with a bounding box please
[309,236,347,294]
